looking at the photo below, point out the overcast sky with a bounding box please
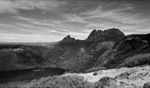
[0,0,150,42]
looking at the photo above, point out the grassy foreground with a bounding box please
[0,75,111,88]
[1,66,150,88]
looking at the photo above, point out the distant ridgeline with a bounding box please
[59,28,125,44]
[0,28,150,73]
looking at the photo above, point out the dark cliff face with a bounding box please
[113,33,150,51]
[94,33,150,69]
[86,28,125,42]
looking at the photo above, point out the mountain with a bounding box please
[0,28,126,72]
[86,28,125,42]
[59,35,77,43]
[93,33,150,69]
[47,28,125,72]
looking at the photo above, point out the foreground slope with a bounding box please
[2,66,150,88]
[65,66,150,88]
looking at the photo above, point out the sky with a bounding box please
[0,0,150,42]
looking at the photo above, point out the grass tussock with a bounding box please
[118,53,150,68]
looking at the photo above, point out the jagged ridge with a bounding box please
[86,28,125,42]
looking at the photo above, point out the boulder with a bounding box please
[143,82,150,88]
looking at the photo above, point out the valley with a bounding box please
[0,28,150,88]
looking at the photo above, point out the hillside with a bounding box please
[0,44,54,71]
[47,28,125,72]
[93,33,150,70]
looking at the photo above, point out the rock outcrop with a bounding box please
[60,35,77,43]
[143,82,150,88]
[86,28,125,42]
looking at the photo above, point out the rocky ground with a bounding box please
[64,65,150,88]
[1,66,150,88]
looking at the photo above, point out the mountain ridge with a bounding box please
[60,28,125,43]
[86,28,125,42]
[0,28,125,72]
[52,28,125,72]
[1,28,150,73]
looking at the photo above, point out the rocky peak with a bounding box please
[64,35,72,40]
[86,28,125,42]
[60,35,76,43]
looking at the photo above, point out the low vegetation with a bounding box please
[1,66,150,88]
[0,75,112,88]
[0,44,49,71]
[118,53,150,68]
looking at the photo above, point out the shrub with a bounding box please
[26,75,113,88]
[25,75,95,88]
[0,75,113,88]
[118,53,150,68]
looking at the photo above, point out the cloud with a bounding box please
[78,2,150,35]
[65,14,87,23]
[0,0,19,14]
[18,23,39,29]
[80,2,147,25]
[85,23,114,30]
[15,16,69,32]
[17,0,63,11]
[0,23,34,34]
[0,0,63,14]
[15,15,76,31]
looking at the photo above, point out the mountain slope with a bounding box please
[49,28,125,72]
[94,33,150,69]
[0,44,53,71]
